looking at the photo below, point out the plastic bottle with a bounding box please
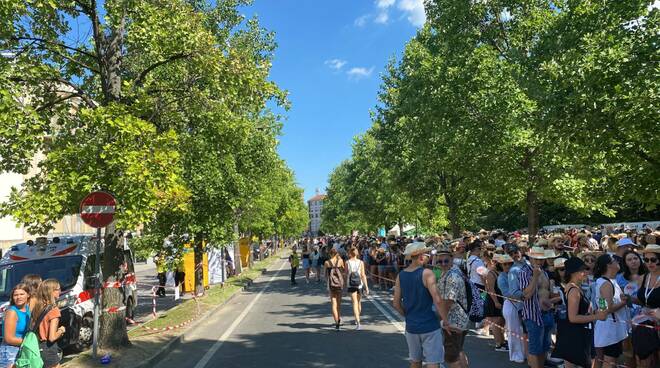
[598,297,607,311]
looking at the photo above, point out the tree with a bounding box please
[0,0,299,348]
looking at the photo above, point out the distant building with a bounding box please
[307,190,327,237]
[0,154,95,250]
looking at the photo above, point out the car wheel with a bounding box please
[72,314,93,352]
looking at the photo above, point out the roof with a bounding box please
[308,194,327,202]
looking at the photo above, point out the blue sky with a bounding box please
[241,0,424,201]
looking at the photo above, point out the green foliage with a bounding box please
[323,0,658,236]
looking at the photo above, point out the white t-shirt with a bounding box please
[593,277,629,348]
[467,255,485,286]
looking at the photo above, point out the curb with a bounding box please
[134,256,283,368]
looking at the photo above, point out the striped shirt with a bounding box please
[518,263,543,326]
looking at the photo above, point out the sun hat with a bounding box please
[617,237,636,248]
[528,246,547,259]
[554,258,567,268]
[404,242,431,258]
[641,243,660,254]
[494,253,514,263]
[544,249,558,259]
[564,257,587,278]
[577,250,603,259]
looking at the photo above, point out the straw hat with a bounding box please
[544,249,558,259]
[404,242,431,258]
[641,243,660,254]
[528,246,547,259]
[494,253,514,263]
[554,258,567,269]
[577,250,603,259]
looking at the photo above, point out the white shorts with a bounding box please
[405,328,444,364]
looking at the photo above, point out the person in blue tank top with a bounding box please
[393,242,444,368]
[0,283,32,367]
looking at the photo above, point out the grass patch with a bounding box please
[128,251,284,338]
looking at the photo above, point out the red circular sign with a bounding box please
[80,191,117,228]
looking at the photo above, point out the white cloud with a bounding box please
[357,0,426,28]
[325,59,347,71]
[397,0,426,27]
[354,14,370,27]
[377,0,396,8]
[347,66,374,80]
[375,11,389,24]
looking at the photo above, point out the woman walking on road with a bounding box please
[325,247,345,330]
[346,247,369,330]
[301,243,312,283]
[311,245,321,282]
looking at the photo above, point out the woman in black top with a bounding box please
[553,258,607,368]
[631,245,660,367]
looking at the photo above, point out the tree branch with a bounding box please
[10,37,96,59]
[35,92,82,112]
[131,53,193,92]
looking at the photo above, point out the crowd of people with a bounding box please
[295,225,660,368]
[0,275,65,368]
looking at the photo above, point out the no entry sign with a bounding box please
[80,191,116,228]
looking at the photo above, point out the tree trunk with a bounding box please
[233,222,242,275]
[193,236,204,296]
[99,226,129,348]
[446,195,461,239]
[526,189,540,238]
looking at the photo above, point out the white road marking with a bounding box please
[193,260,286,368]
[367,294,405,334]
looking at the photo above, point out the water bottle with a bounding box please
[598,297,608,311]
[100,354,111,365]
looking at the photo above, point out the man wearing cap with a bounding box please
[613,237,635,266]
[393,242,444,368]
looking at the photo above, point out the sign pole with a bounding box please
[92,227,101,359]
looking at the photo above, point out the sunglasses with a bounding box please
[437,258,452,265]
[556,267,565,271]
[584,258,595,263]
[643,257,658,264]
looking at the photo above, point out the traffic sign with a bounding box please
[80,191,116,228]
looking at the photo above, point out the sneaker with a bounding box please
[495,344,508,352]
[355,324,361,331]
[543,360,560,368]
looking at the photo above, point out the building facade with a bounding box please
[0,156,95,250]
[307,192,326,237]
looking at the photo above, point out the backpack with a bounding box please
[348,260,361,288]
[329,258,344,291]
[15,305,52,368]
[445,269,485,323]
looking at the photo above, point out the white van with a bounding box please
[0,235,137,351]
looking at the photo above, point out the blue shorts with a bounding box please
[0,343,19,367]
[405,328,444,364]
[524,311,555,355]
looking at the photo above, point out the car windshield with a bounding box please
[0,256,82,302]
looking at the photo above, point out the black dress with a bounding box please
[484,270,503,318]
[552,286,593,367]
[632,273,659,360]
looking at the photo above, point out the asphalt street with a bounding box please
[154,256,521,368]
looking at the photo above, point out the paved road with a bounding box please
[133,263,191,324]
[154,256,520,368]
